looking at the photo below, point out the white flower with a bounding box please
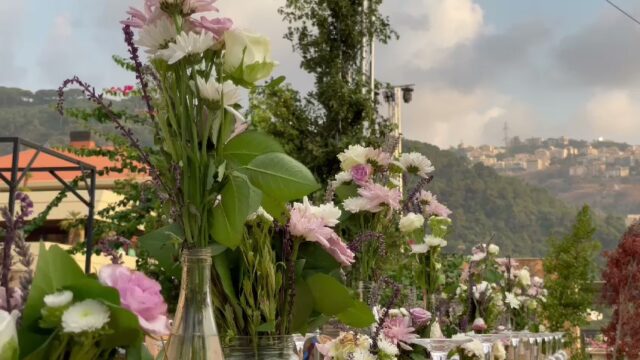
[311,202,342,227]
[473,281,491,300]
[136,17,177,54]
[399,213,425,233]
[337,145,376,171]
[532,276,544,288]
[461,338,485,359]
[377,336,400,356]
[0,310,18,359]
[223,29,276,83]
[505,292,521,309]
[470,251,486,262]
[44,290,73,308]
[493,341,507,360]
[430,321,444,338]
[61,299,110,333]
[332,171,353,187]
[399,152,434,178]
[196,76,242,105]
[410,243,429,254]
[424,235,447,248]
[246,206,273,222]
[487,244,499,255]
[343,197,370,213]
[388,309,403,318]
[456,284,467,296]
[517,268,531,287]
[351,349,376,360]
[157,31,214,64]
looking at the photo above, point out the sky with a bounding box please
[2,0,640,148]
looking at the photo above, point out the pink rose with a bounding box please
[350,164,373,186]
[409,307,431,328]
[99,265,171,337]
[472,317,487,332]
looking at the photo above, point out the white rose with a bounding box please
[399,213,425,233]
[517,269,531,287]
[337,145,375,171]
[223,29,276,83]
[424,235,447,248]
[487,244,499,255]
[0,310,18,359]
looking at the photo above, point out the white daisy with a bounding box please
[332,171,353,187]
[157,31,214,64]
[377,336,400,356]
[196,76,242,105]
[424,234,447,248]
[343,197,370,213]
[136,17,177,54]
[505,292,521,309]
[399,152,434,178]
[410,243,429,254]
[61,299,110,333]
[399,213,425,233]
[43,290,73,308]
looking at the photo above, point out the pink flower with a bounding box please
[350,164,373,186]
[370,149,392,167]
[427,200,452,219]
[99,265,170,337]
[191,16,233,41]
[383,316,417,350]
[409,308,431,328]
[358,183,402,211]
[472,317,487,332]
[121,0,163,28]
[289,198,355,266]
[182,0,218,14]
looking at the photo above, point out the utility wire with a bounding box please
[605,0,640,26]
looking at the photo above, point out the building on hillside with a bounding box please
[569,165,588,177]
[526,159,546,171]
[0,132,148,244]
[605,166,630,178]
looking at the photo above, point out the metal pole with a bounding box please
[84,169,97,274]
[2,140,20,310]
[395,87,403,155]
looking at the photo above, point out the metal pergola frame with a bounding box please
[0,137,96,273]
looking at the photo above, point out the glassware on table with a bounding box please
[470,334,509,360]
[501,331,528,360]
[412,337,473,360]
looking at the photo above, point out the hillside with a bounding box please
[0,87,626,257]
[404,139,625,257]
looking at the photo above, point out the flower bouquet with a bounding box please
[497,258,546,331]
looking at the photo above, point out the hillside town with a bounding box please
[459,136,640,178]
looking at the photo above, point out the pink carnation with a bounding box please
[383,316,418,350]
[99,265,171,337]
[288,200,355,266]
[191,16,233,41]
[121,0,164,28]
[358,182,402,211]
[350,164,373,186]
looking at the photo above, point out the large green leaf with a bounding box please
[242,153,320,202]
[137,224,183,278]
[126,342,154,360]
[297,243,340,273]
[336,300,376,328]
[102,304,144,349]
[290,278,314,333]
[261,193,286,219]
[66,279,120,305]
[19,244,86,358]
[213,252,239,303]
[223,131,284,166]
[306,273,354,316]
[211,173,261,248]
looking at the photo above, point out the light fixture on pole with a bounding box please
[382,84,415,155]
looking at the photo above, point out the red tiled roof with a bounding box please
[0,147,147,186]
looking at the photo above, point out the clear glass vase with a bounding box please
[165,248,224,360]
[222,336,301,360]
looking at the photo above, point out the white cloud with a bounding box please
[577,90,640,142]
[401,86,537,147]
[0,1,26,83]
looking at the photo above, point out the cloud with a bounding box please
[424,21,552,90]
[380,0,485,71]
[574,90,640,142]
[401,86,538,147]
[0,1,26,84]
[554,8,640,88]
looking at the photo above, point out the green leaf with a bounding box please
[297,243,340,273]
[242,153,319,202]
[20,244,86,358]
[66,279,121,305]
[291,279,314,333]
[126,342,154,360]
[261,193,286,219]
[22,329,57,360]
[138,224,183,278]
[335,184,358,201]
[336,300,375,328]
[223,131,284,166]
[212,173,261,248]
[213,252,239,303]
[102,304,144,349]
[255,321,276,333]
[306,273,354,316]
[265,76,286,89]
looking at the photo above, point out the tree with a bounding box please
[601,222,640,357]
[543,205,601,353]
[251,0,396,184]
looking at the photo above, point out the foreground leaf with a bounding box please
[242,153,319,202]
